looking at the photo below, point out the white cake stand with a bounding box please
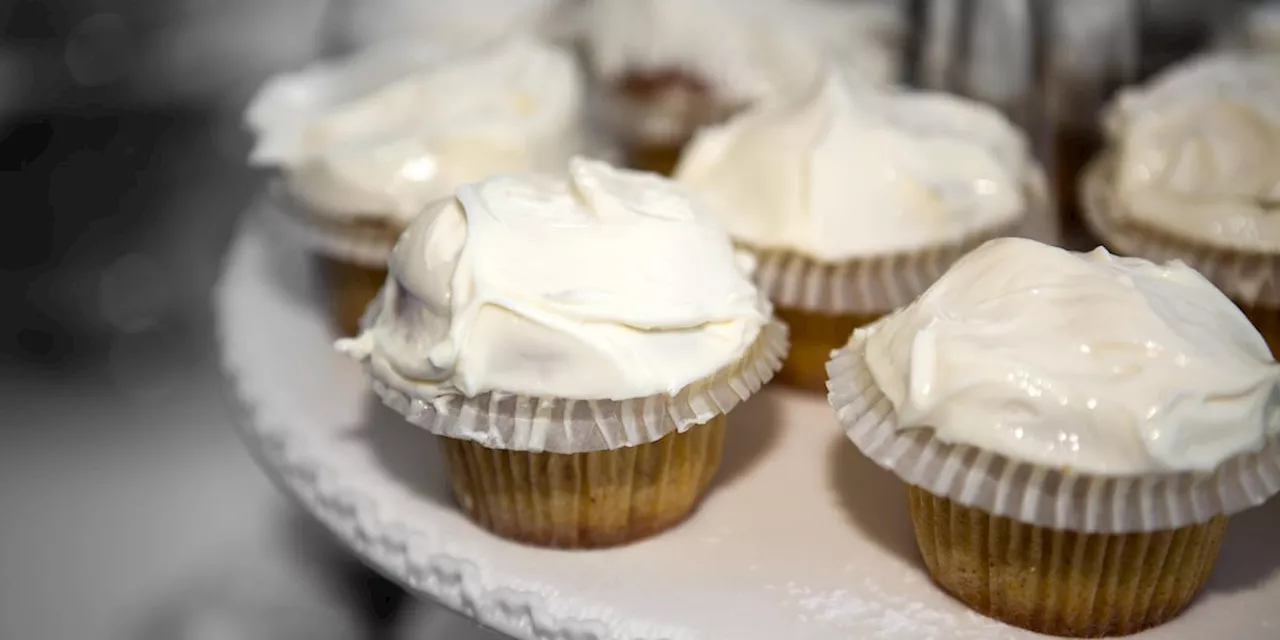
[217,218,1280,640]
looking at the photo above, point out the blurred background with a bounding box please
[0,0,1270,638]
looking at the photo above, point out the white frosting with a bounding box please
[1108,54,1280,252]
[862,237,1280,475]
[583,0,903,103]
[675,71,1029,262]
[245,38,585,223]
[339,157,769,401]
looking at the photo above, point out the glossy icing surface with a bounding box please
[862,237,1280,475]
[676,71,1028,261]
[339,157,770,401]
[1108,54,1280,251]
[246,38,585,223]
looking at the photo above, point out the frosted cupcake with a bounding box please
[1081,54,1280,355]
[677,70,1043,392]
[828,238,1280,637]
[245,37,588,335]
[580,0,902,175]
[337,157,787,548]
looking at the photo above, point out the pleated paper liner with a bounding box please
[773,308,878,393]
[262,181,402,336]
[368,319,787,454]
[753,170,1051,316]
[827,323,1280,534]
[827,324,1280,635]
[439,414,726,548]
[359,321,786,547]
[908,489,1227,637]
[753,169,1048,392]
[1080,156,1280,355]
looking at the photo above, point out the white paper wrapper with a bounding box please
[368,320,788,454]
[756,170,1051,315]
[826,322,1280,534]
[263,180,401,269]
[1081,156,1280,308]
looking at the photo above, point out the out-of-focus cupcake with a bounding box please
[337,157,787,548]
[676,69,1044,392]
[1082,53,1280,355]
[580,0,903,175]
[245,38,589,336]
[828,237,1280,637]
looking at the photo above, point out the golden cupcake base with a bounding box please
[438,416,726,549]
[315,256,387,337]
[1239,302,1280,359]
[625,142,686,176]
[775,306,880,393]
[907,487,1227,638]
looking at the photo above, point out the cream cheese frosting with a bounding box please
[582,0,903,103]
[246,38,585,223]
[675,70,1029,262]
[1107,54,1280,252]
[861,237,1280,475]
[338,157,770,401]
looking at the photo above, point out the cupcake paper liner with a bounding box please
[908,488,1226,637]
[263,179,408,269]
[755,171,1052,315]
[368,320,788,454]
[1080,156,1280,309]
[438,415,725,548]
[826,323,1280,534]
[773,307,878,393]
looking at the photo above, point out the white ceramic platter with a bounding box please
[217,218,1280,640]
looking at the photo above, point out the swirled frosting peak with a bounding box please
[245,37,584,222]
[862,237,1280,475]
[1107,54,1280,251]
[675,70,1028,261]
[339,157,770,401]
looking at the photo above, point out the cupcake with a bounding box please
[1082,53,1280,355]
[676,69,1044,392]
[580,0,902,175]
[828,237,1280,637]
[245,37,589,336]
[336,157,787,548]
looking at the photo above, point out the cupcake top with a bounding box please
[861,237,1280,476]
[339,157,770,401]
[582,0,902,104]
[675,70,1029,262]
[1106,54,1280,252]
[246,38,584,223]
